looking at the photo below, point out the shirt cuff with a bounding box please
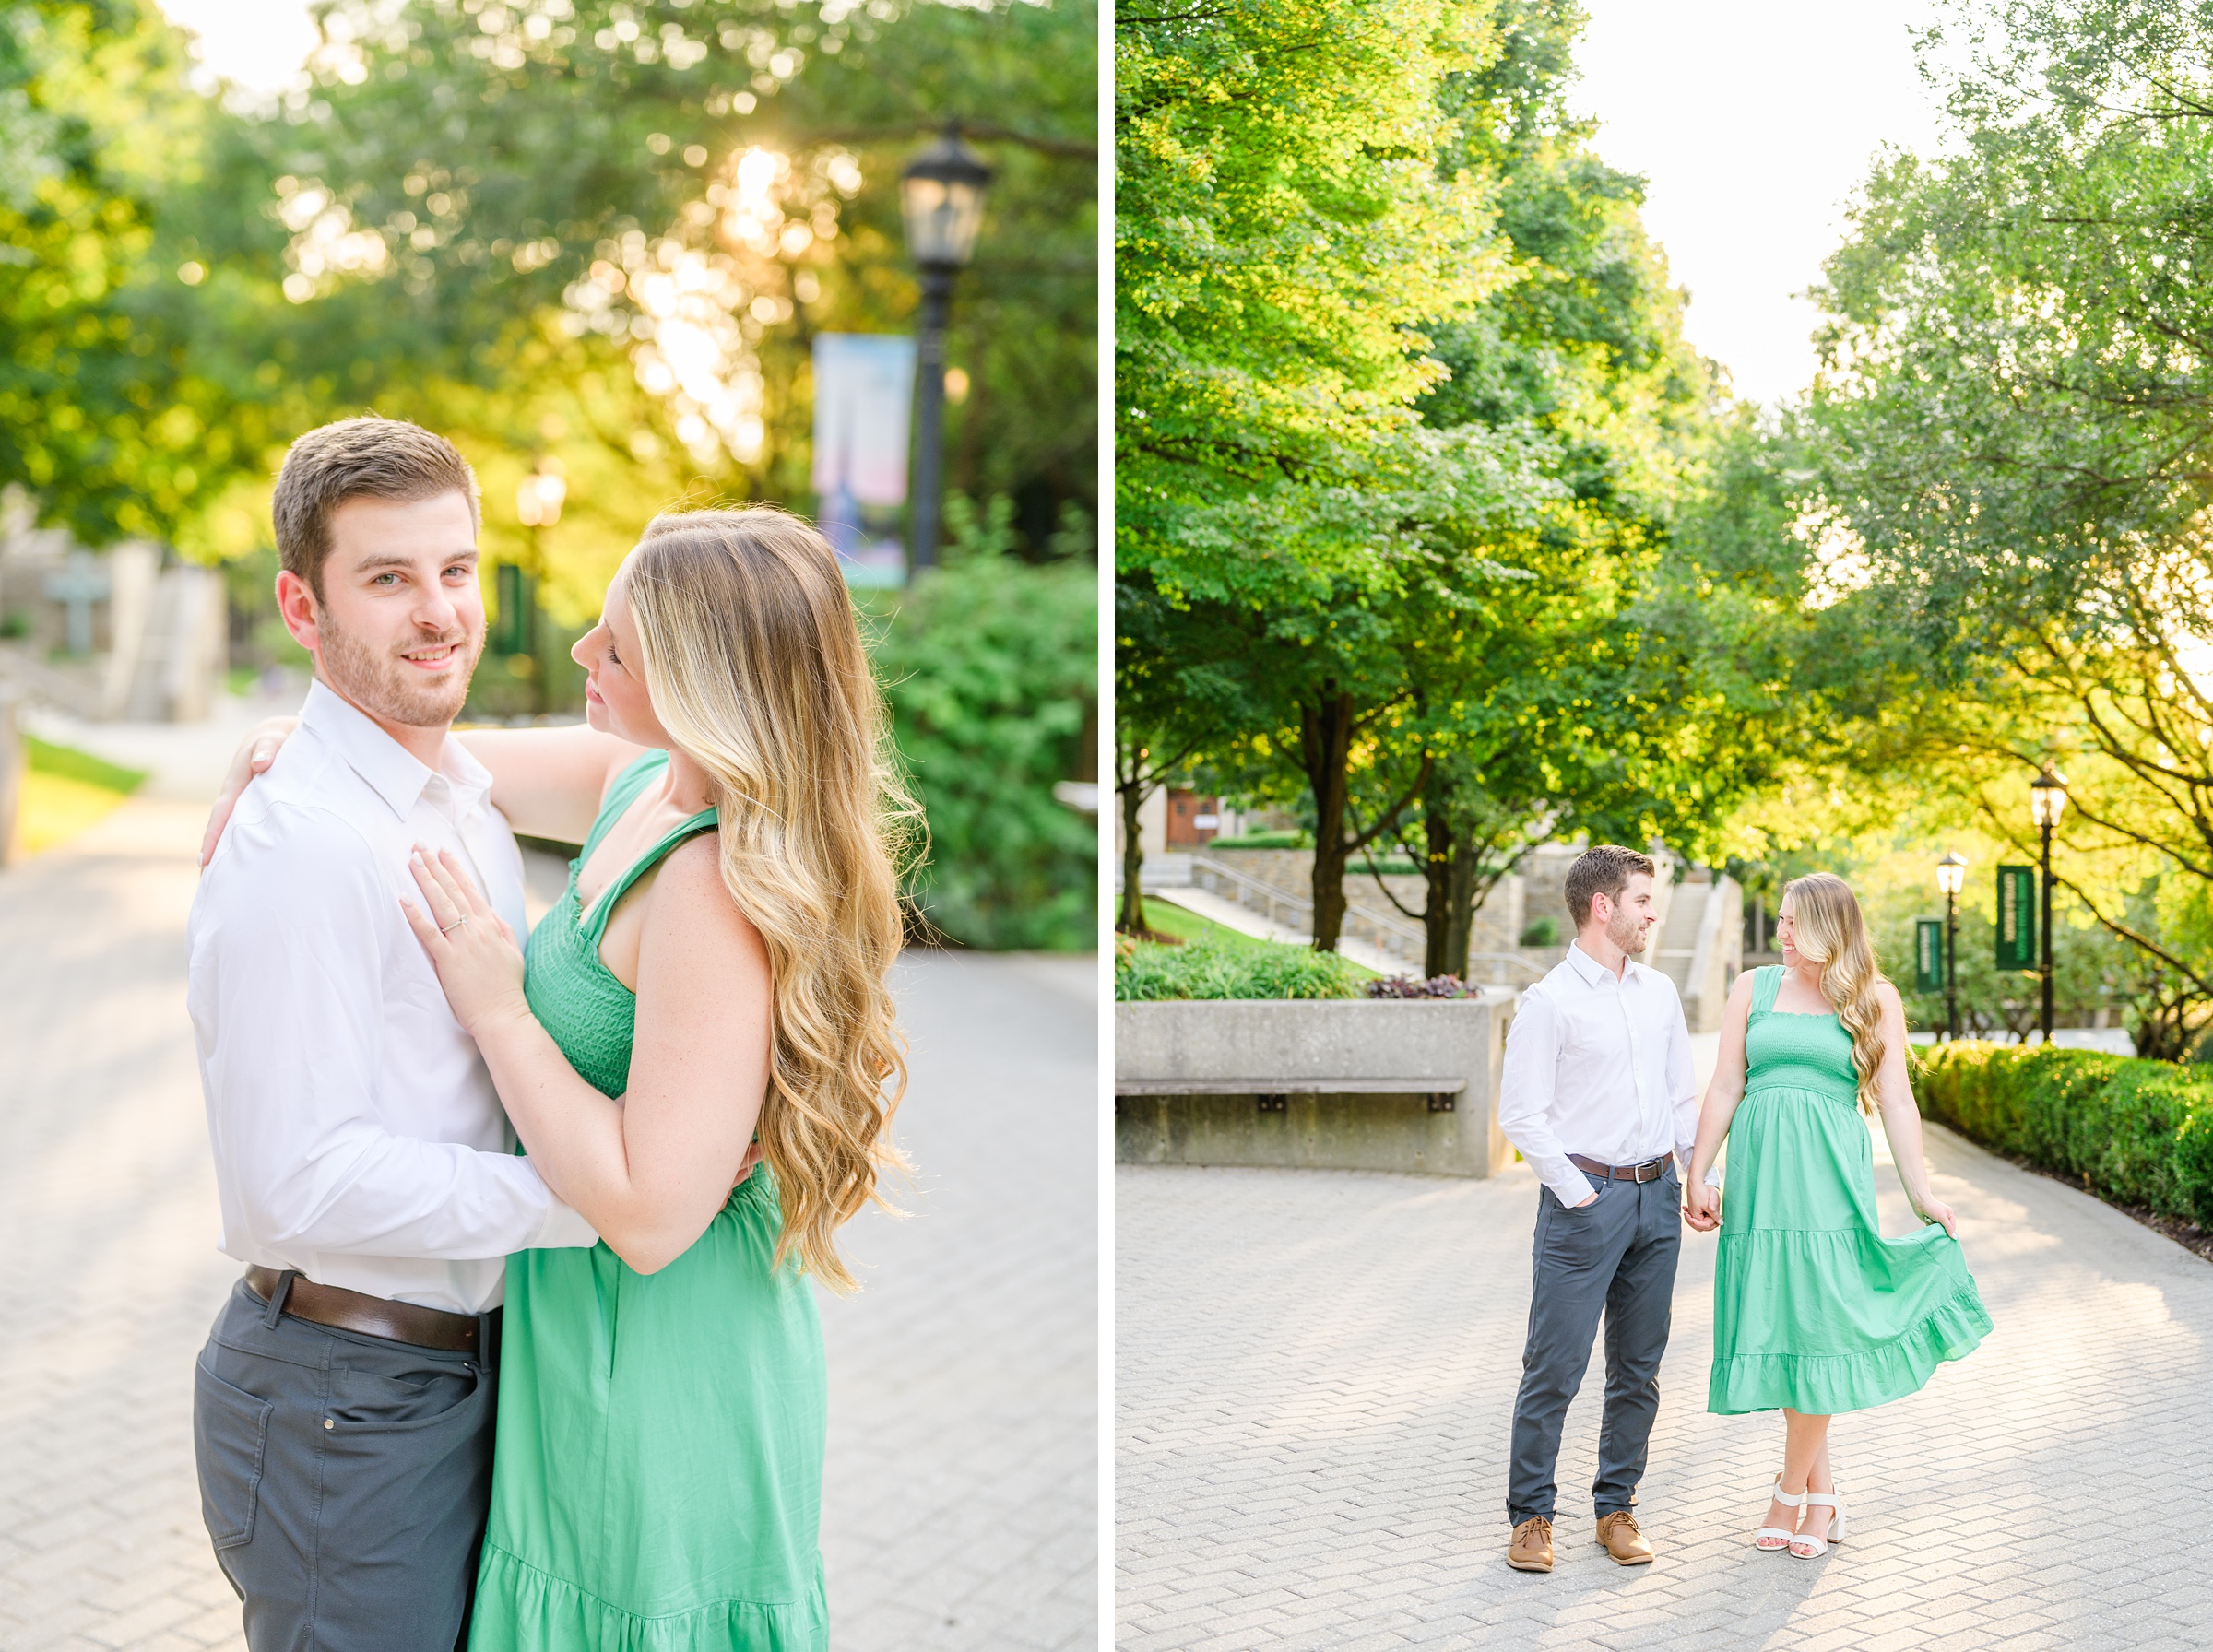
[527,1196,600,1251]
[1531,1154,1599,1207]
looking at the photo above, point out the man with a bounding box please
[187,417,599,1649]
[1495,844,1712,1574]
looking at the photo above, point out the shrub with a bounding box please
[1207,830,1311,850]
[1912,1042,2213,1229]
[1366,974,1483,999]
[1115,932,1367,1001]
[1519,915,1560,948]
[870,549,1096,951]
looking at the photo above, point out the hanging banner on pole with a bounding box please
[1995,865,2037,971]
[811,334,917,588]
[1915,919,1945,991]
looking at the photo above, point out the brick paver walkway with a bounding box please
[1118,1124,2213,1650]
[0,798,1097,1651]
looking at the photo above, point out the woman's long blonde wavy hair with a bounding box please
[625,506,921,1292]
[1781,872,1888,1115]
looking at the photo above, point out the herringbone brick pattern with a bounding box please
[0,800,1097,1652]
[1118,1125,2213,1650]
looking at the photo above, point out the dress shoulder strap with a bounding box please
[579,750,670,864]
[1750,963,1782,1017]
[581,807,719,942]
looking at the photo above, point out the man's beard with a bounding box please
[318,610,481,729]
[1607,908,1650,956]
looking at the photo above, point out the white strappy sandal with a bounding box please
[1753,1476,1803,1552]
[1790,1489,1847,1557]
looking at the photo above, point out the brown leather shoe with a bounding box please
[1507,1516,1554,1572]
[1595,1510,1654,1565]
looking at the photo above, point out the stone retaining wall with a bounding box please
[1115,993,1518,1176]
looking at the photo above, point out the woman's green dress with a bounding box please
[467,752,828,1651]
[1709,966,1992,1415]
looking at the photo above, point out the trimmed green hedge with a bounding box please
[1114,932,1367,1001]
[1911,1042,2213,1229]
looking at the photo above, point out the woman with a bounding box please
[1686,873,1991,1558]
[214,508,914,1646]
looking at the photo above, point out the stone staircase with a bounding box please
[1651,873,1744,1032]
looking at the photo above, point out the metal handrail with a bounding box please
[1188,854,1312,932]
[1462,950,1554,986]
[1342,900,1426,958]
[1189,856,1427,961]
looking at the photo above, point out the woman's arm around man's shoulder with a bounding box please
[455,724,646,844]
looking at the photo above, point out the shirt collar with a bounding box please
[1566,938,1635,988]
[298,678,488,822]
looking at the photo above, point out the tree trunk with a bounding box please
[1444,846,1479,981]
[2134,991,2194,1061]
[1118,778,1148,934]
[1422,798,1455,978]
[1299,690,1355,952]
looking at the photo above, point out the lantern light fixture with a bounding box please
[899,126,993,270]
[2029,761,2069,829]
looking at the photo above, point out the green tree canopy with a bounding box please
[1117,0,1792,966]
[1808,0,2213,1051]
[0,1,275,542]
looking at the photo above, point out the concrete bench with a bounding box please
[1115,994,1517,1177]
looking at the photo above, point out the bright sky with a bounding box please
[155,0,318,99]
[1572,0,1955,406]
[164,0,1959,406]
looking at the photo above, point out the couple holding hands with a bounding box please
[1496,845,1993,1572]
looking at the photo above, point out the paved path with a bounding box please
[0,798,1097,1651]
[1118,1127,2213,1650]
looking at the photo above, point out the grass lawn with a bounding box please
[1136,897,1381,977]
[11,736,148,859]
[1138,897,1274,950]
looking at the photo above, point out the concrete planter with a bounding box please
[1115,992,1518,1177]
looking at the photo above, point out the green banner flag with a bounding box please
[1996,865,2037,971]
[492,562,532,656]
[1915,919,1945,990]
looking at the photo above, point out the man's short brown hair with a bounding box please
[1564,844,1657,926]
[271,416,480,598]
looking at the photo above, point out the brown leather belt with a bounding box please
[1568,1152,1673,1185]
[244,1266,483,1354]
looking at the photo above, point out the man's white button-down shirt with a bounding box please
[187,679,598,1314]
[1497,939,1699,1207]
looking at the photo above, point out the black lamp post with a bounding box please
[899,124,991,573]
[1936,851,1966,1042]
[2029,762,2068,1044]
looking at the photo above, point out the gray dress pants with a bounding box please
[1506,1167,1681,1525]
[193,1277,498,1652]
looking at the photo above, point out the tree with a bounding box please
[0,1,276,546]
[1111,567,1239,933]
[1808,0,2213,1052]
[1336,0,1793,973]
[189,0,1095,574]
[1118,0,1809,962]
[1117,0,1577,950]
